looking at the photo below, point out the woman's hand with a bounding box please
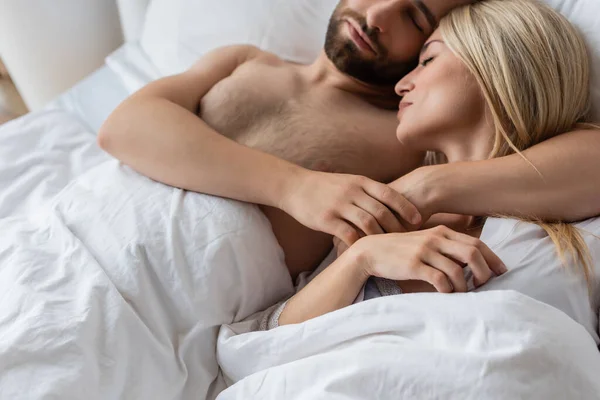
[388,165,440,225]
[280,170,422,247]
[351,226,508,293]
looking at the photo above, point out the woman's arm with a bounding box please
[278,247,369,326]
[392,128,600,222]
[276,227,506,327]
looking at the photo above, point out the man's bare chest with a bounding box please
[198,64,406,179]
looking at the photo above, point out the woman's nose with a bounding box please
[395,75,415,97]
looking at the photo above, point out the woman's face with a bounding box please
[394,29,491,155]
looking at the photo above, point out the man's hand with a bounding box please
[280,170,422,247]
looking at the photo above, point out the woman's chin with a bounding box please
[395,127,431,152]
[395,126,416,146]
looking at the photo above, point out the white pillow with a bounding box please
[542,0,600,120]
[140,0,337,76]
[140,0,600,119]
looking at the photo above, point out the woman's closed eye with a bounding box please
[420,57,434,67]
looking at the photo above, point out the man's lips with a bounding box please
[345,19,377,56]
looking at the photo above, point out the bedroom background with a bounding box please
[0,0,152,123]
[0,1,598,399]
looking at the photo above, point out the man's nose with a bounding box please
[366,0,399,33]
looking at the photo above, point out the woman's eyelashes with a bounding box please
[420,56,434,67]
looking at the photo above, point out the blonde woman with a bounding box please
[259,0,600,340]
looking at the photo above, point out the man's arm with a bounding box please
[392,128,600,222]
[98,45,300,207]
[98,45,420,245]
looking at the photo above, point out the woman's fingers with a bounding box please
[362,181,422,227]
[442,228,508,276]
[354,195,407,233]
[423,251,468,292]
[436,238,493,287]
[414,263,453,293]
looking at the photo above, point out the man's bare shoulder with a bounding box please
[190,44,284,71]
[221,44,282,61]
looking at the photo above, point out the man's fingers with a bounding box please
[414,264,453,293]
[423,251,468,292]
[363,182,422,226]
[331,220,361,247]
[341,206,385,236]
[442,229,508,276]
[354,195,406,233]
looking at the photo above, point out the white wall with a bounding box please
[117,0,151,42]
[0,0,124,110]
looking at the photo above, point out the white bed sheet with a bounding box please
[0,153,292,400]
[46,67,128,134]
[0,42,159,219]
[217,291,600,399]
[0,46,288,399]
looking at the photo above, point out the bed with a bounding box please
[47,42,158,134]
[0,0,599,399]
[0,42,159,219]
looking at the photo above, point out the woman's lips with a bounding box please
[345,19,377,56]
[397,102,413,118]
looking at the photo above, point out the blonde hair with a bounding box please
[439,0,596,286]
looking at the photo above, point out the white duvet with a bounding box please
[1,111,599,400]
[0,112,294,399]
[218,291,600,399]
[0,110,110,219]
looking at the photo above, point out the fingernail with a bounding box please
[500,263,508,274]
[411,214,422,225]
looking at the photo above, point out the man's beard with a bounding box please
[324,7,416,86]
